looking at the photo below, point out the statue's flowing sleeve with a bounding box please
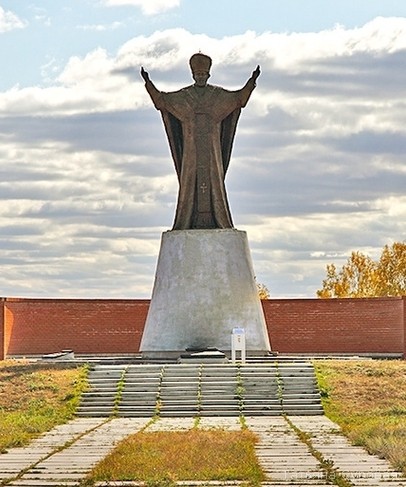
[220,77,257,175]
[144,80,183,180]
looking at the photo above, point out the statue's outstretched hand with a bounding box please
[252,65,261,82]
[141,66,150,82]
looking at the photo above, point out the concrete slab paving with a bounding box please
[245,416,326,484]
[1,415,406,487]
[289,416,406,487]
[4,418,149,487]
[8,482,80,487]
[145,417,195,431]
[198,416,242,430]
[0,418,104,480]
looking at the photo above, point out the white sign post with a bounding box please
[231,327,246,363]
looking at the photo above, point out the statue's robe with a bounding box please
[144,80,256,229]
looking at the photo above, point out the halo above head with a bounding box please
[189,53,212,73]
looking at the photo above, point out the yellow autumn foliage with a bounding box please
[317,242,406,298]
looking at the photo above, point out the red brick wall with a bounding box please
[0,299,5,360]
[3,302,14,359]
[262,297,405,355]
[1,296,405,357]
[404,296,406,358]
[4,298,148,355]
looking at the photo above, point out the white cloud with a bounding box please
[2,18,406,116]
[102,0,180,16]
[77,21,123,31]
[0,6,26,32]
[1,19,405,297]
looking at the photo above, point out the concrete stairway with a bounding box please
[77,361,324,417]
[119,364,163,417]
[159,365,201,417]
[76,364,125,417]
[199,365,240,416]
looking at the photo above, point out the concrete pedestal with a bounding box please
[140,229,271,357]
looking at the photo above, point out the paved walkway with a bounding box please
[0,416,404,487]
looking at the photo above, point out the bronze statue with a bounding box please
[141,53,260,230]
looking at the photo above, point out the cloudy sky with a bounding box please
[1,0,405,299]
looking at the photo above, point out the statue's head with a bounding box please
[189,53,212,87]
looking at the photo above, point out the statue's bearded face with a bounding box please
[193,71,210,87]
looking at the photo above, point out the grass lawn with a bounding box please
[87,429,265,486]
[0,360,88,452]
[314,359,406,475]
[2,359,406,483]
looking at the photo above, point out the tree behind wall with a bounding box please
[257,282,270,299]
[317,242,406,298]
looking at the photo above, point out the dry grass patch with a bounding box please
[87,429,264,486]
[0,360,88,451]
[314,359,406,475]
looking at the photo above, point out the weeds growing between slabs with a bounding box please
[85,429,265,486]
[2,358,406,484]
[314,359,406,475]
[0,360,88,452]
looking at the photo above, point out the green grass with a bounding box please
[314,359,406,475]
[85,429,265,486]
[0,360,88,452]
[2,358,406,483]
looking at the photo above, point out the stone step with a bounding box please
[242,407,284,414]
[126,383,159,388]
[281,385,320,393]
[124,373,162,379]
[117,407,157,414]
[242,399,282,406]
[123,379,160,385]
[200,371,240,376]
[161,369,199,374]
[161,374,200,378]
[126,365,164,369]
[120,396,157,402]
[115,415,155,419]
[199,387,238,393]
[121,385,160,392]
[124,374,162,379]
[77,362,324,417]
[282,392,321,399]
[76,408,114,416]
[159,411,199,417]
[79,397,116,403]
[159,396,198,402]
[194,410,242,416]
[120,398,158,404]
[88,368,125,373]
[200,376,238,380]
[242,397,280,402]
[240,376,278,382]
[161,400,239,407]
[82,382,118,392]
[89,375,121,384]
[120,392,158,398]
[243,391,279,397]
[242,382,279,388]
[79,400,116,406]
